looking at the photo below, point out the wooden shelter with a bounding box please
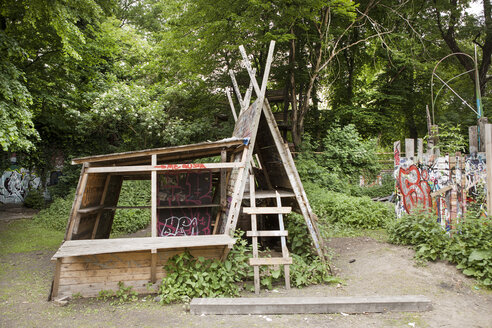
[50,41,324,300]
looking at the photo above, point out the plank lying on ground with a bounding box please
[189,296,432,315]
[52,235,235,260]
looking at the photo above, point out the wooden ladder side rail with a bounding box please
[276,191,290,290]
[249,174,261,294]
[262,99,326,260]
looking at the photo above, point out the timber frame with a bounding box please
[50,41,325,300]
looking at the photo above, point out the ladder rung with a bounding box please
[247,230,288,237]
[249,257,293,266]
[243,207,291,215]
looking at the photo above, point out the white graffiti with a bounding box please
[0,169,41,204]
[160,216,198,237]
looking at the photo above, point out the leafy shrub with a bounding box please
[388,209,492,287]
[23,189,45,209]
[34,190,75,231]
[290,254,339,288]
[351,173,394,199]
[444,217,492,286]
[387,209,449,261]
[286,213,315,256]
[305,183,395,231]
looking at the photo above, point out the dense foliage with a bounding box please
[388,209,492,287]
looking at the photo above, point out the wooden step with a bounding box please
[243,190,295,199]
[249,257,292,266]
[246,231,288,237]
[243,207,291,215]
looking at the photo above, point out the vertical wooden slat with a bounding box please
[151,155,157,238]
[417,138,423,162]
[485,124,492,214]
[66,163,90,240]
[151,249,157,283]
[51,259,62,300]
[405,138,414,159]
[91,174,111,239]
[249,175,260,294]
[276,191,290,290]
[469,125,478,154]
[478,117,488,152]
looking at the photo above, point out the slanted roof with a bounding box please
[72,137,248,166]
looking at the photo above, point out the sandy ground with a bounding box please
[0,218,491,328]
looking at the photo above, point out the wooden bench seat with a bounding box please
[52,235,236,260]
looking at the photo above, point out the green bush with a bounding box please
[111,180,151,234]
[306,183,395,230]
[23,189,46,209]
[388,209,492,287]
[34,190,74,231]
[351,173,394,199]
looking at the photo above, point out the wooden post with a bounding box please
[417,138,423,162]
[478,117,488,152]
[485,124,492,214]
[151,249,157,283]
[394,141,401,167]
[469,126,478,154]
[405,138,414,159]
[249,175,260,294]
[151,154,157,238]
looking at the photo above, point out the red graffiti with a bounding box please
[394,147,400,166]
[397,165,432,213]
[154,163,206,170]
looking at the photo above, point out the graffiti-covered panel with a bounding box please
[0,169,41,204]
[157,172,213,236]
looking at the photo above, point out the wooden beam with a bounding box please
[150,249,157,283]
[469,125,478,154]
[189,296,432,315]
[65,163,90,240]
[249,257,293,266]
[242,207,291,215]
[151,155,157,238]
[485,124,492,213]
[246,231,288,237]
[50,259,62,300]
[86,162,243,174]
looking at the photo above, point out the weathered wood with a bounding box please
[469,125,478,154]
[52,235,236,259]
[91,174,111,239]
[479,117,488,152]
[65,164,90,240]
[249,257,293,266]
[243,190,295,199]
[246,231,288,237]
[276,191,290,290]
[417,138,423,162]
[249,175,260,295]
[86,162,243,174]
[226,87,238,121]
[72,139,246,165]
[151,155,157,238]
[150,249,157,283]
[485,124,492,213]
[78,205,104,214]
[430,185,453,197]
[242,207,291,215]
[51,259,62,300]
[189,296,432,315]
[405,138,414,159]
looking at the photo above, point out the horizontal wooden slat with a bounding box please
[86,163,243,174]
[77,205,104,214]
[249,257,292,266]
[57,280,157,298]
[242,207,291,215]
[53,235,235,259]
[243,190,295,199]
[105,204,220,210]
[246,231,288,237]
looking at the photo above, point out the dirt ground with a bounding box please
[1,216,491,328]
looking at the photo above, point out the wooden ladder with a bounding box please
[243,174,292,294]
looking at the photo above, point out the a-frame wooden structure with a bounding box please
[50,41,324,300]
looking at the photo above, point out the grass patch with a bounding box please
[0,219,64,255]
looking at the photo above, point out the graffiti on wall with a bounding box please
[395,150,486,230]
[0,169,41,204]
[157,171,213,236]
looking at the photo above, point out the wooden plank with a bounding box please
[485,124,492,213]
[479,117,488,152]
[229,70,244,106]
[105,204,220,210]
[65,164,90,240]
[220,150,227,208]
[249,257,293,266]
[151,249,157,283]
[56,280,157,299]
[242,207,291,215]
[86,162,243,174]
[189,296,432,315]
[78,205,104,214]
[91,174,111,239]
[417,138,423,162]
[243,190,295,199]
[276,191,290,290]
[246,231,288,237]
[430,185,453,197]
[151,155,157,238]
[50,259,62,300]
[469,125,478,154]
[52,235,236,259]
[226,87,238,121]
[249,174,260,295]
[405,138,414,159]
[72,139,246,164]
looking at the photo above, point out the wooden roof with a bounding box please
[72,138,248,166]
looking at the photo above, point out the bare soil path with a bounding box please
[1,221,491,328]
